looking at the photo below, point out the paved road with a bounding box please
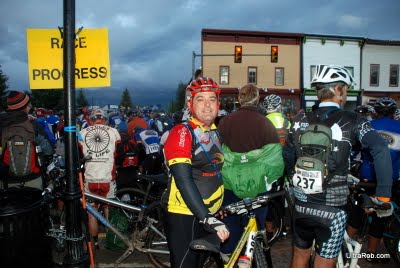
[94,233,398,267]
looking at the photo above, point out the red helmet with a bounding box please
[35,108,47,117]
[186,77,220,98]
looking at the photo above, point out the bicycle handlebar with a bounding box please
[222,191,285,215]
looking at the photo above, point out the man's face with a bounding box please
[190,91,219,126]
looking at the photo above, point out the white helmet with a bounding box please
[263,94,281,113]
[218,109,228,117]
[311,65,356,88]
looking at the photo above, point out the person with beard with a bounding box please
[0,91,53,190]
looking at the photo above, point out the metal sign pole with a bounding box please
[62,0,89,267]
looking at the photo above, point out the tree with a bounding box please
[0,65,9,111]
[30,89,64,110]
[167,99,177,113]
[175,81,186,111]
[120,88,133,110]
[76,89,89,108]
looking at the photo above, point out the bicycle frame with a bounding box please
[83,191,169,264]
[221,192,285,268]
[225,216,258,268]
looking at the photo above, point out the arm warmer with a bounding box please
[361,130,392,198]
[169,163,209,220]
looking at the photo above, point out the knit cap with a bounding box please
[7,91,30,111]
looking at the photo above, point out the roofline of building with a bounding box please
[202,29,400,44]
[202,28,304,38]
[364,38,400,46]
[304,33,365,41]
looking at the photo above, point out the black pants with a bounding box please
[164,212,209,268]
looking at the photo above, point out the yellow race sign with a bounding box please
[27,28,110,89]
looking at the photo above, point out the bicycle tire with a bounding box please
[254,237,269,268]
[143,202,170,268]
[383,214,400,264]
[266,199,284,245]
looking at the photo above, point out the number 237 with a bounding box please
[295,176,315,189]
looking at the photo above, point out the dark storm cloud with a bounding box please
[0,0,399,106]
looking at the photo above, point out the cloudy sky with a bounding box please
[1,0,399,107]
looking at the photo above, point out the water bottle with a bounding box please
[36,145,44,167]
[237,255,251,268]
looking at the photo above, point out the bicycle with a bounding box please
[191,190,285,268]
[44,158,170,267]
[84,191,169,267]
[336,176,398,268]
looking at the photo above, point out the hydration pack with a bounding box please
[293,109,340,194]
[1,120,41,179]
[121,139,139,168]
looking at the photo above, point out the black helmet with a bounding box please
[354,105,368,114]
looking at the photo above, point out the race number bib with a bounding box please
[148,143,160,154]
[292,168,323,194]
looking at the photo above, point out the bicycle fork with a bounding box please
[337,231,363,268]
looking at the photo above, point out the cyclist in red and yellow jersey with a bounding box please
[163,77,229,268]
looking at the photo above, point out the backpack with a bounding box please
[1,119,41,179]
[276,124,289,146]
[117,134,139,168]
[293,109,340,194]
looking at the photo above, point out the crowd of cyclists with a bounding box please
[0,64,400,267]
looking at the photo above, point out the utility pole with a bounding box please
[62,0,89,267]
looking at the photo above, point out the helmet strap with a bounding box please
[329,86,342,102]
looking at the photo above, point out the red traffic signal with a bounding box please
[234,46,242,63]
[271,46,278,63]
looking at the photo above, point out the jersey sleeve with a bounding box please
[163,124,193,165]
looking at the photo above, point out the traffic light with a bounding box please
[271,46,278,63]
[234,46,242,63]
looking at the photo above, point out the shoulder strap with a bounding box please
[182,122,221,179]
[307,108,341,126]
[182,122,196,153]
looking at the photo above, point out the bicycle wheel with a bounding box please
[383,214,400,264]
[254,237,269,268]
[266,199,284,245]
[143,202,170,268]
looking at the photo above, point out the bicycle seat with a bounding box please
[137,173,168,186]
[189,233,220,253]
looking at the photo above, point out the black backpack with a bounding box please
[117,133,139,168]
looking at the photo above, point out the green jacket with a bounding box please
[222,143,284,198]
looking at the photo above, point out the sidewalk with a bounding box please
[93,233,398,268]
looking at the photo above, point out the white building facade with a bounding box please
[361,39,400,105]
[302,34,364,111]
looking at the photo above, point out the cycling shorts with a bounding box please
[85,181,116,209]
[293,200,347,259]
